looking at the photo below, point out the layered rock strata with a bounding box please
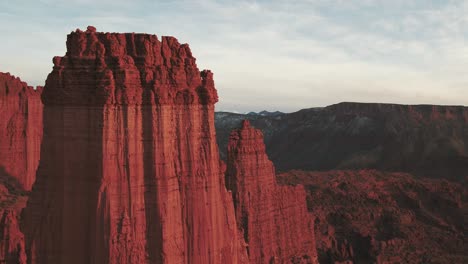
[22,27,246,264]
[226,120,318,263]
[0,73,42,191]
[0,72,42,263]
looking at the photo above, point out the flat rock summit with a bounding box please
[0,27,318,264]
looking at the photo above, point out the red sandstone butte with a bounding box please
[0,73,42,191]
[226,120,318,263]
[22,27,247,264]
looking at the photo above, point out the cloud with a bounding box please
[0,0,467,112]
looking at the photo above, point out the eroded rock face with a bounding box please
[22,28,246,264]
[0,174,28,264]
[226,120,318,263]
[0,73,41,263]
[0,73,42,191]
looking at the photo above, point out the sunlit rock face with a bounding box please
[22,27,246,264]
[0,72,42,264]
[0,72,42,191]
[226,120,318,264]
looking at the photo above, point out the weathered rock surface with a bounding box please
[216,103,468,181]
[279,170,468,264]
[0,168,28,264]
[226,121,318,263]
[0,73,41,263]
[7,24,465,264]
[0,73,42,190]
[22,27,246,264]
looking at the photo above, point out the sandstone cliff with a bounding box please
[22,27,246,264]
[226,120,318,263]
[0,72,42,263]
[0,73,42,191]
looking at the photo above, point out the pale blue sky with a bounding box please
[1,0,467,112]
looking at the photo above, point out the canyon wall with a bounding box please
[216,103,468,181]
[22,27,247,264]
[0,73,42,191]
[226,120,318,263]
[0,72,41,263]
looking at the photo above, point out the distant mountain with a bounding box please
[246,110,285,117]
[215,102,468,181]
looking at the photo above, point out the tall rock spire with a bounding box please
[226,120,318,263]
[22,27,245,264]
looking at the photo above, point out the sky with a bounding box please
[0,0,467,112]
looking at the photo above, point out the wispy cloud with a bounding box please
[0,0,467,112]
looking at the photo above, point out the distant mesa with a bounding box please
[215,102,468,180]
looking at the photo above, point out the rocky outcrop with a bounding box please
[216,103,468,181]
[0,169,28,264]
[278,170,468,263]
[0,73,41,263]
[22,27,246,264]
[226,120,318,263]
[0,73,42,191]
[2,25,465,264]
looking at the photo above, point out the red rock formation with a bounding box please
[278,170,468,263]
[22,27,246,264]
[0,73,41,263]
[226,120,318,263]
[0,170,28,264]
[0,73,42,191]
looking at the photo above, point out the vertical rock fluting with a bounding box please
[22,27,246,264]
[0,73,42,191]
[226,120,318,263]
[0,72,41,263]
